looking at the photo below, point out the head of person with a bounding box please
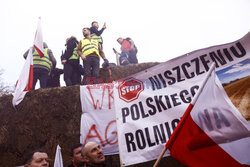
[66,36,77,44]
[81,141,105,166]
[70,143,85,167]
[117,37,123,45]
[91,21,99,29]
[82,27,91,37]
[66,38,70,44]
[43,42,48,48]
[24,149,49,167]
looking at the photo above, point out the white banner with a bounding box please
[80,84,118,155]
[114,32,250,166]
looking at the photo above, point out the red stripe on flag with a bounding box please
[167,113,244,167]
[166,103,194,150]
[24,65,33,91]
[15,80,18,88]
[34,45,44,58]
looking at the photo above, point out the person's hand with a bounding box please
[81,55,86,61]
[61,59,67,65]
[103,22,106,29]
[104,58,109,63]
[102,58,109,68]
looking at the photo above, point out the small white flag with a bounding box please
[54,145,63,167]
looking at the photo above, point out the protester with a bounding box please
[117,37,138,65]
[78,28,109,85]
[90,21,106,48]
[113,47,129,65]
[23,42,57,89]
[81,142,105,167]
[68,143,85,167]
[23,149,49,167]
[61,36,81,86]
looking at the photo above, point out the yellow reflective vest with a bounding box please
[33,48,51,70]
[65,44,79,60]
[91,33,103,44]
[80,38,100,58]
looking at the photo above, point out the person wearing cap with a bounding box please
[61,36,81,86]
[78,27,109,85]
[23,42,56,89]
[90,21,106,48]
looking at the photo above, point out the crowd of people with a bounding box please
[23,141,105,167]
[23,21,138,89]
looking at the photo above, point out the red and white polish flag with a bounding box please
[12,47,33,107]
[166,66,250,167]
[12,18,44,107]
[33,18,44,58]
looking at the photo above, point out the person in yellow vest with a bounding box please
[90,21,106,48]
[23,42,56,89]
[61,36,81,86]
[78,27,108,85]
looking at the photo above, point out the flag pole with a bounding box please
[113,99,124,167]
[153,147,167,167]
[153,63,216,167]
[190,62,215,105]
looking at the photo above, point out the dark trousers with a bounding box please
[83,56,100,84]
[47,68,64,88]
[119,50,130,65]
[64,62,81,86]
[128,50,138,64]
[33,68,49,89]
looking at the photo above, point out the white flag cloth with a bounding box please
[12,47,33,107]
[54,145,63,167]
[33,18,44,58]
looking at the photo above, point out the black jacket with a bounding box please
[61,38,79,62]
[90,26,105,36]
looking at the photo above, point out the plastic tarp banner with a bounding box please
[80,84,118,155]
